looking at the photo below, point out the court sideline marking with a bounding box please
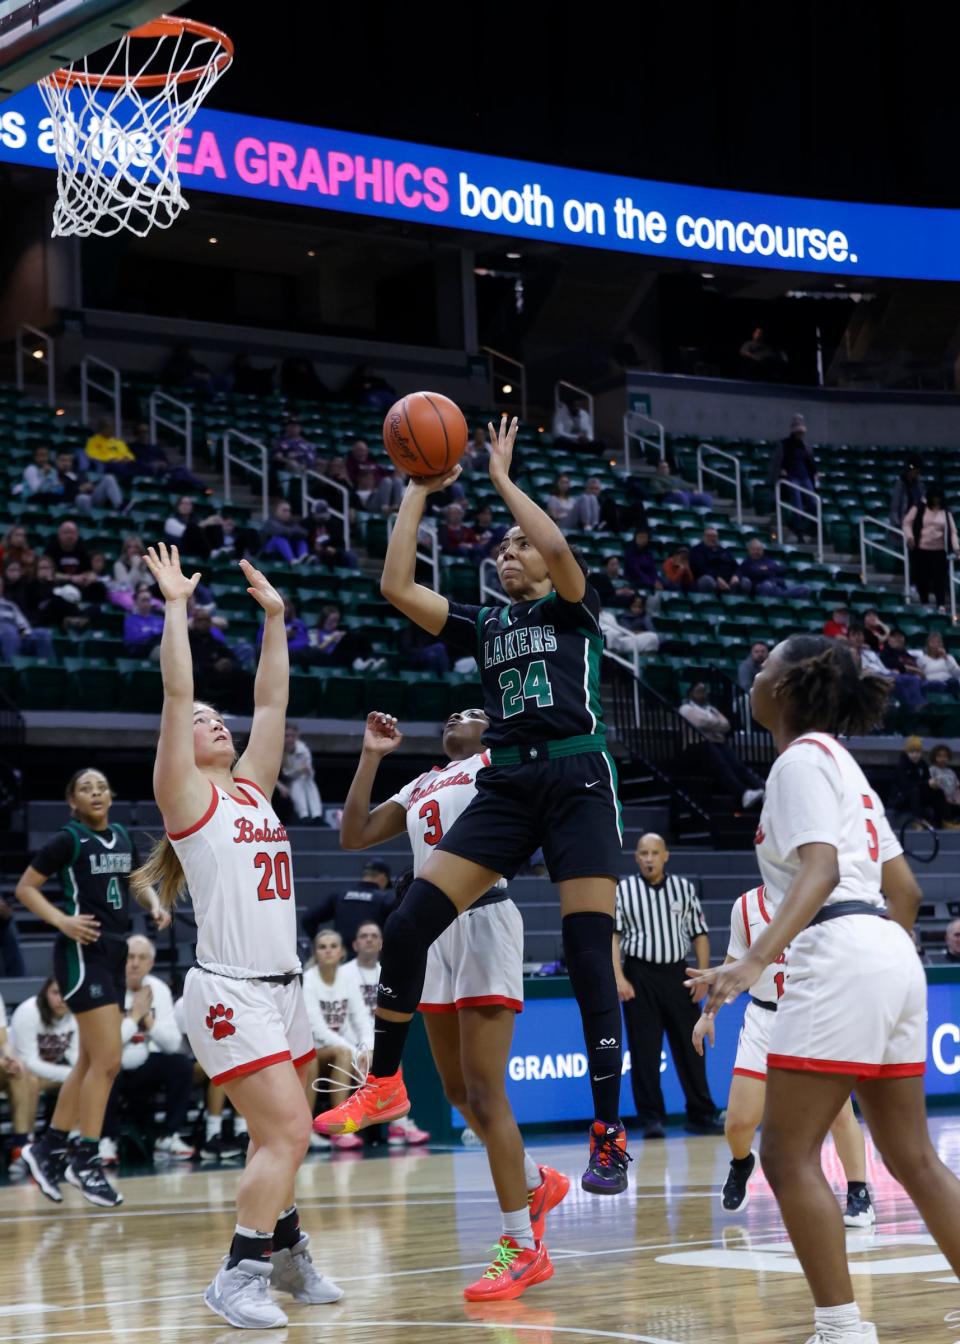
[0,1321,684,1344]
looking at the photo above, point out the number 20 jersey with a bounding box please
[754,732,900,916]
[390,752,507,888]
[167,777,301,978]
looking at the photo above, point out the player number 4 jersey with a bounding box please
[755,731,901,915]
[390,751,507,886]
[168,777,300,978]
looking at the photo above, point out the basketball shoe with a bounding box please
[65,1153,123,1207]
[721,1150,758,1212]
[271,1233,343,1304]
[804,1326,878,1344]
[203,1258,287,1329]
[843,1186,876,1228]
[313,1070,410,1135]
[22,1138,68,1203]
[527,1165,570,1240]
[581,1121,630,1194]
[463,1236,554,1302]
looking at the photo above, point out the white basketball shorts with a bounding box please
[733,1000,775,1080]
[419,898,524,1014]
[767,915,927,1080]
[183,966,315,1086]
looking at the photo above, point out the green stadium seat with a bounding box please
[63,657,118,711]
[12,657,68,709]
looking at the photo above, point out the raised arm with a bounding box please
[234,560,288,796]
[144,543,212,835]
[339,712,409,850]
[488,415,585,602]
[380,475,458,634]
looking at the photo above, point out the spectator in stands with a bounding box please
[881,627,925,683]
[21,445,63,502]
[929,745,960,826]
[889,735,947,829]
[437,503,478,557]
[303,860,397,948]
[1,560,28,613]
[399,622,450,676]
[889,463,925,528]
[126,422,167,476]
[916,631,960,695]
[769,414,818,541]
[206,512,258,563]
[1,525,37,577]
[739,326,786,379]
[306,502,358,570]
[546,474,575,526]
[944,919,960,963]
[823,604,849,639]
[255,595,310,662]
[307,606,381,672]
[739,538,810,597]
[259,497,309,564]
[738,641,769,692]
[318,454,353,511]
[276,722,323,823]
[84,417,138,481]
[46,520,97,588]
[903,488,960,609]
[21,554,85,632]
[462,426,490,475]
[101,936,196,1162]
[565,477,606,532]
[862,608,891,651]
[341,363,397,409]
[648,458,712,508]
[123,584,164,658]
[54,447,124,513]
[163,496,218,558]
[662,544,694,592]
[373,466,406,514]
[552,395,600,455]
[0,572,55,660]
[469,503,504,558]
[351,467,386,517]
[690,527,750,595]
[10,977,76,1151]
[679,682,765,810]
[345,439,384,488]
[592,556,636,609]
[302,930,372,1147]
[0,987,33,1161]
[273,418,318,474]
[848,623,927,713]
[622,529,660,591]
[341,921,382,1019]
[190,608,253,708]
[600,597,659,657]
[112,535,154,611]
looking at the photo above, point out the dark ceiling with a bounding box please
[180,2,959,208]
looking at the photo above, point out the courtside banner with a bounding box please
[462,981,960,1126]
[3,86,960,278]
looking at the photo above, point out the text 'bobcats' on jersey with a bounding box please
[390,751,506,884]
[167,777,300,978]
[727,886,785,1007]
[755,731,901,914]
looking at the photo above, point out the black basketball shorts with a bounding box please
[54,933,127,1015]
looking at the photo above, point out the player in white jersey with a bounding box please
[693,886,873,1224]
[688,635,960,1344]
[334,709,569,1302]
[132,544,342,1331]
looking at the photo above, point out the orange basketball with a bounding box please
[382,391,468,478]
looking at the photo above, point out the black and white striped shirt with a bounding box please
[615,873,709,963]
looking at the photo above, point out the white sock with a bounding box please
[501,1206,536,1250]
[813,1303,862,1339]
[523,1151,542,1191]
[205,1113,223,1142]
[234,1113,248,1137]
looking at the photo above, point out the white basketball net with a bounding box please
[38,21,232,239]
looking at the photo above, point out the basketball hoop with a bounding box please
[38,15,233,238]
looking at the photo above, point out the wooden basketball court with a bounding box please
[0,1116,956,1343]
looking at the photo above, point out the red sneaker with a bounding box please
[527,1165,571,1241]
[463,1236,553,1302]
[313,1071,409,1136]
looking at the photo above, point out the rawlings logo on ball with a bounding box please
[206,1003,236,1039]
[385,412,418,465]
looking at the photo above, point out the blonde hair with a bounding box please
[131,835,187,912]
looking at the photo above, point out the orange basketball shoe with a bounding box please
[463,1237,554,1302]
[527,1165,571,1241]
[313,1071,410,1136]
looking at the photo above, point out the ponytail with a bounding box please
[131,834,188,912]
[774,635,890,736]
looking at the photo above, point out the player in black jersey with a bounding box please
[316,415,629,1197]
[16,768,168,1207]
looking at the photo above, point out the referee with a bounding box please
[613,833,722,1139]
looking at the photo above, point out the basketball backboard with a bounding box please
[0,0,169,99]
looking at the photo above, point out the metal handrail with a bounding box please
[479,558,503,605]
[299,469,351,551]
[775,477,824,563]
[481,346,527,420]
[622,410,665,470]
[80,355,121,436]
[554,379,594,427]
[859,515,910,601]
[949,556,960,625]
[697,444,743,527]
[388,511,439,593]
[223,430,269,520]
[15,324,55,406]
[148,391,193,471]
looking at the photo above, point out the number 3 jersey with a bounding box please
[442,586,606,748]
[390,752,507,888]
[168,776,301,978]
[755,732,901,916]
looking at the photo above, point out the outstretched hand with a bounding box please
[487,413,519,483]
[684,957,763,1019]
[239,559,285,616]
[362,711,404,756]
[408,465,463,496]
[144,543,201,603]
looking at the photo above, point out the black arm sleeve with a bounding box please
[29,830,75,879]
[441,601,484,655]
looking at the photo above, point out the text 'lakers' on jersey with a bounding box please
[442,587,605,747]
[727,886,784,1006]
[167,777,300,978]
[755,732,901,914]
[390,751,507,885]
[31,821,138,937]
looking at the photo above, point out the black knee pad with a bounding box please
[562,911,616,1014]
[377,878,458,1014]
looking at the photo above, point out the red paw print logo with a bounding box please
[206,1003,236,1040]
